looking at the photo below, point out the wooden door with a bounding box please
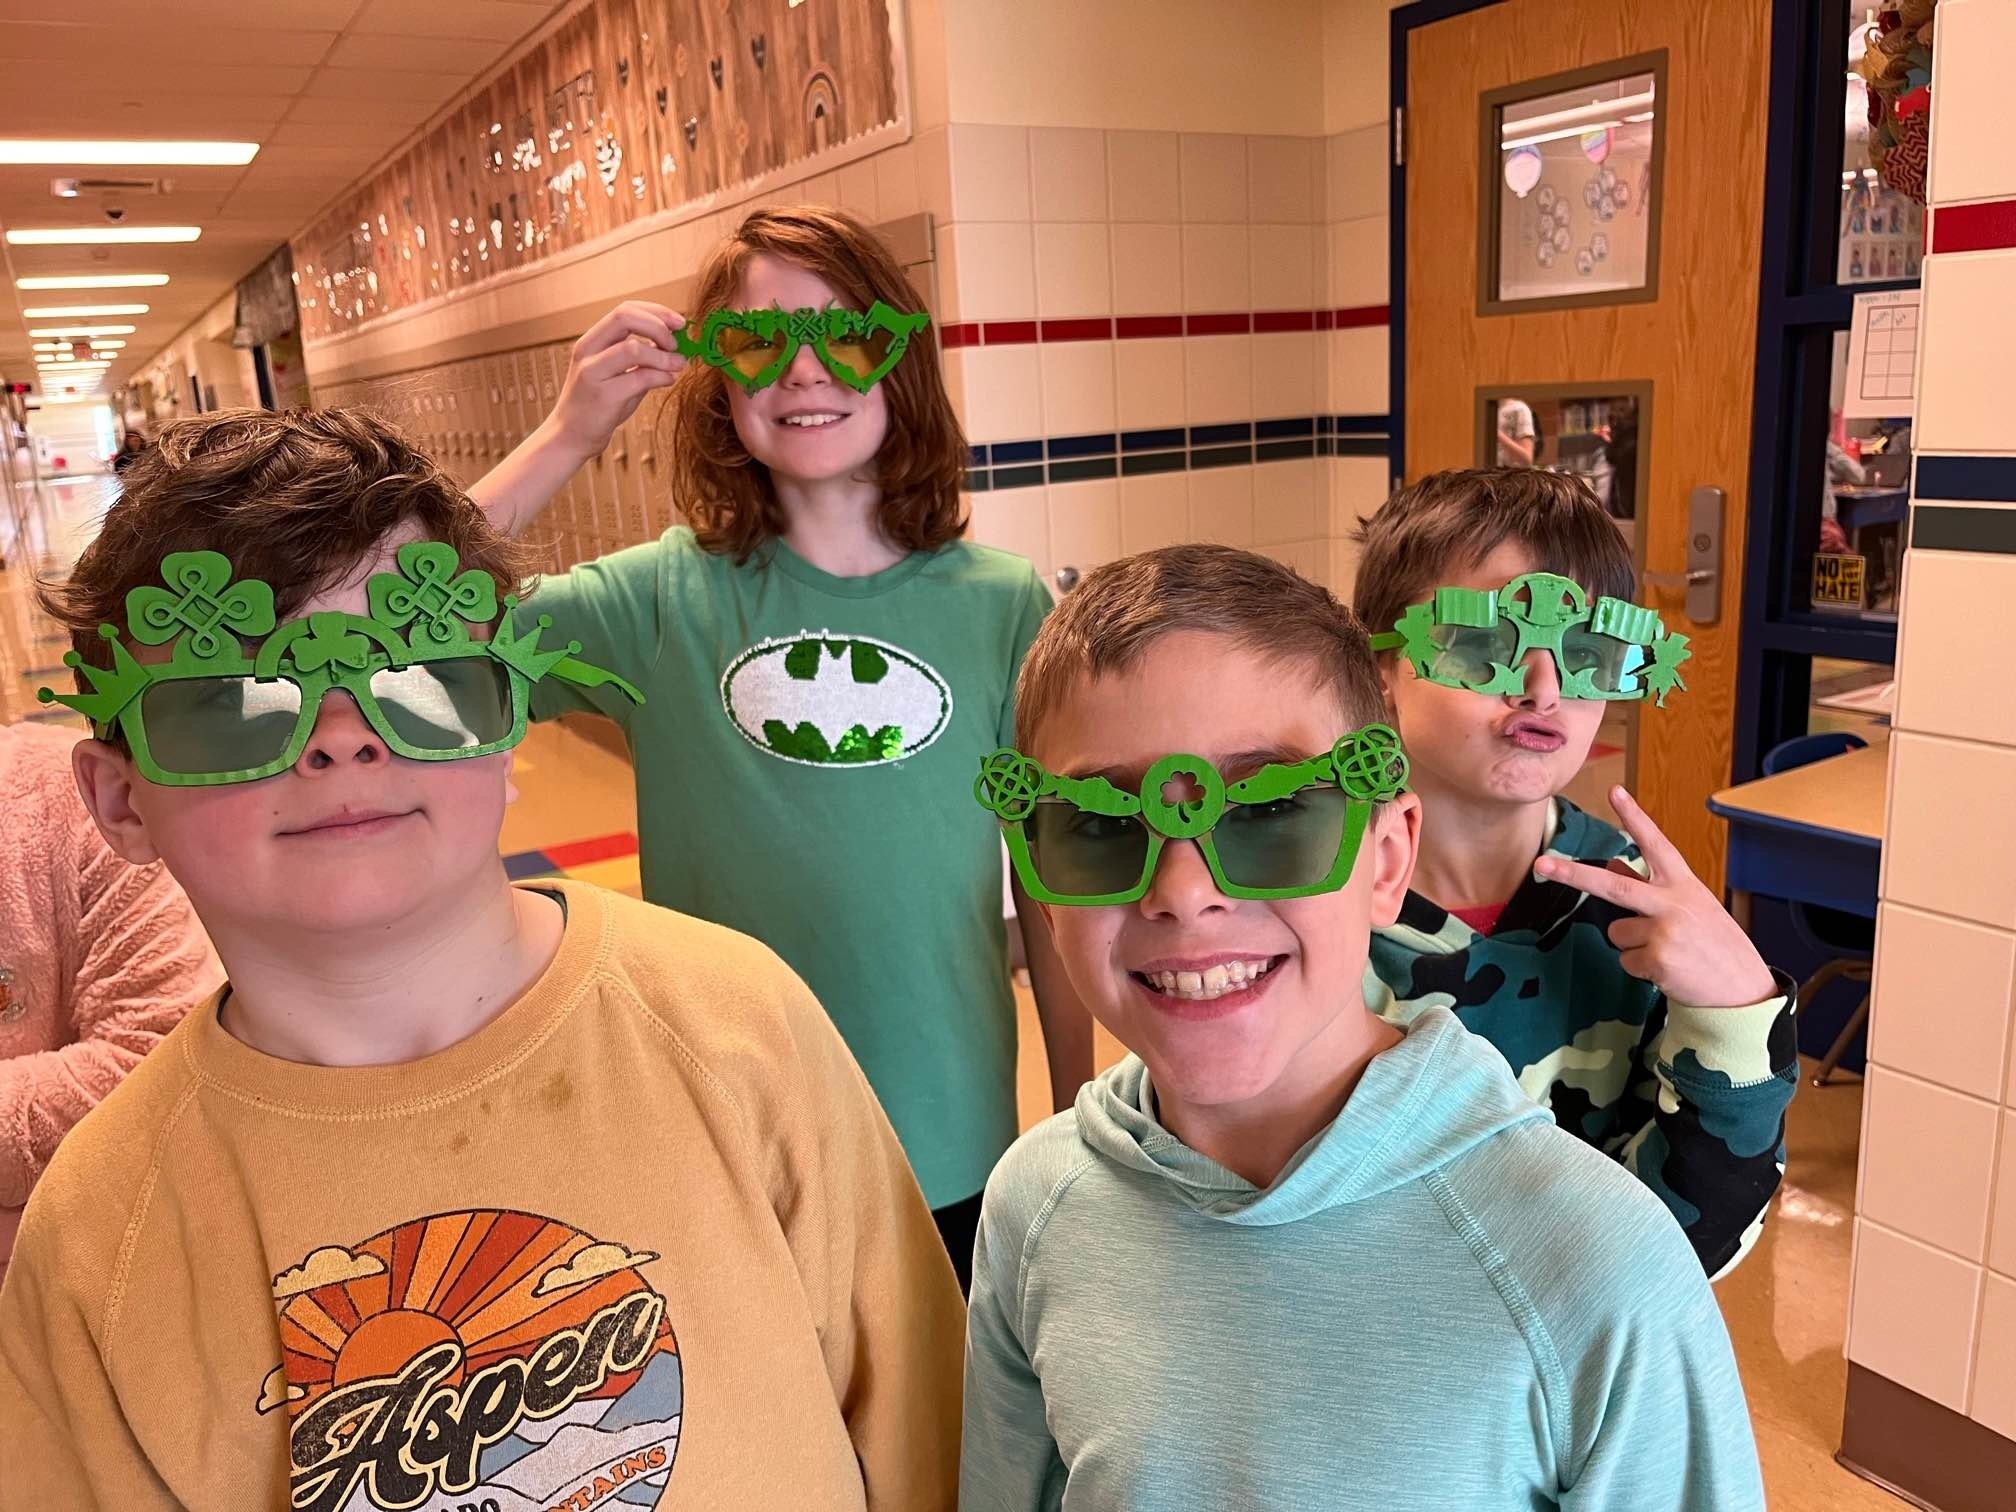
[1404,0,1769,884]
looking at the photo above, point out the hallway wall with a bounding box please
[296,0,1408,601]
[1841,0,2016,1501]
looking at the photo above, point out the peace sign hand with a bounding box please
[1532,786,1778,1010]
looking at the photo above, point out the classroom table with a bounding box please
[1832,485,1910,532]
[1709,742,1887,1084]
[1708,742,1887,931]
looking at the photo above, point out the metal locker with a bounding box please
[512,350,544,445]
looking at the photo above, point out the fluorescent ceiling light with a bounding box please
[5,227,201,245]
[28,324,137,337]
[0,140,258,166]
[1502,89,1657,144]
[21,303,149,318]
[16,273,169,290]
[37,394,108,404]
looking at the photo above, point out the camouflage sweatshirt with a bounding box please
[1364,799,1797,1279]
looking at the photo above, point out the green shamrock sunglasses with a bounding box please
[38,543,641,786]
[1369,571,1690,706]
[674,301,929,392]
[975,725,1410,906]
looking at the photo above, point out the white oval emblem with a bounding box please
[719,632,954,767]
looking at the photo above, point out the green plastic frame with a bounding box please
[673,301,929,392]
[974,724,1410,906]
[1369,571,1690,706]
[37,543,642,786]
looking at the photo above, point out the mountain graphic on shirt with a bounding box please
[719,630,954,767]
[258,1208,682,1512]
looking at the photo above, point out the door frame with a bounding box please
[1732,0,1910,782]
[1388,0,1506,489]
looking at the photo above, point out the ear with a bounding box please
[1364,793,1422,930]
[71,738,164,866]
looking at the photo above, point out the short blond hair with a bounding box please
[1014,544,1388,750]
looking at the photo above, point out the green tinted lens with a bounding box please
[1213,786,1352,890]
[1026,802,1153,898]
[1560,627,1641,692]
[139,675,303,776]
[1427,621,1517,687]
[368,659,514,751]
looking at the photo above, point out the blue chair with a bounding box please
[1762,732,1875,1085]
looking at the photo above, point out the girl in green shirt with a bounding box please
[470,206,1090,1291]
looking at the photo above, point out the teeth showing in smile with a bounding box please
[1143,958,1276,1001]
[781,412,844,427]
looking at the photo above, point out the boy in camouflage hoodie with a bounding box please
[1353,469,1797,1278]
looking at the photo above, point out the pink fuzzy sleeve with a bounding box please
[0,819,220,1209]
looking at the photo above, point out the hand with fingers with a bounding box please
[1533,785,1777,1010]
[549,300,688,462]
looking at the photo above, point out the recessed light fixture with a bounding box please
[0,140,258,166]
[5,227,201,245]
[16,273,170,290]
[28,324,136,337]
[21,303,149,318]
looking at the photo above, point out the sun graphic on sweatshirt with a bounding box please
[259,1209,683,1512]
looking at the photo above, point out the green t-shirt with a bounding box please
[528,527,1052,1207]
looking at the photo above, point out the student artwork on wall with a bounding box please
[291,0,903,340]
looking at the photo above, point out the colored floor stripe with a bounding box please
[503,850,561,880]
[543,831,640,868]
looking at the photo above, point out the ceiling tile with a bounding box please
[0,1,364,27]
[282,95,438,129]
[13,97,294,133]
[323,33,512,74]
[348,0,558,42]
[0,22,337,69]
[0,60,313,99]
[304,68,474,103]
[266,120,410,150]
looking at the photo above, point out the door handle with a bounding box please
[1642,487,1724,625]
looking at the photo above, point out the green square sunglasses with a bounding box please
[38,543,641,787]
[975,725,1410,906]
[1368,571,1690,706]
[674,301,929,393]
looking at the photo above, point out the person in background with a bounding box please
[0,720,220,1275]
[111,431,148,474]
[1495,396,1538,467]
[469,206,1093,1292]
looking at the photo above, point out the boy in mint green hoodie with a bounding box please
[962,544,1763,1511]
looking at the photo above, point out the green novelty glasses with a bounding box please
[674,301,929,392]
[1369,571,1690,706]
[975,725,1410,906]
[38,543,641,786]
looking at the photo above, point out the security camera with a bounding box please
[104,205,127,222]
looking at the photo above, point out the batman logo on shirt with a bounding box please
[719,631,954,767]
[256,1209,682,1512]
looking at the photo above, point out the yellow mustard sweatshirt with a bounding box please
[0,880,964,1512]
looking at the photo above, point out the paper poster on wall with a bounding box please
[1812,552,1868,611]
[1842,289,1919,418]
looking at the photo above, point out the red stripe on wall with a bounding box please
[1114,314,1185,339]
[939,306,1389,349]
[1931,199,2016,255]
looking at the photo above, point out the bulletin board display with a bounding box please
[291,0,902,341]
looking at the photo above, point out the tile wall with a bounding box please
[1844,0,2016,1451]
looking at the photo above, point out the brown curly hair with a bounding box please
[663,206,968,563]
[39,406,536,683]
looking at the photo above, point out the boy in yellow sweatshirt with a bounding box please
[0,407,962,1512]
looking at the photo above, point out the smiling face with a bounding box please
[1030,630,1419,1122]
[75,523,514,944]
[1384,540,1607,809]
[724,252,891,489]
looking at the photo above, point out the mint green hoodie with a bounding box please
[961,1007,1765,1511]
